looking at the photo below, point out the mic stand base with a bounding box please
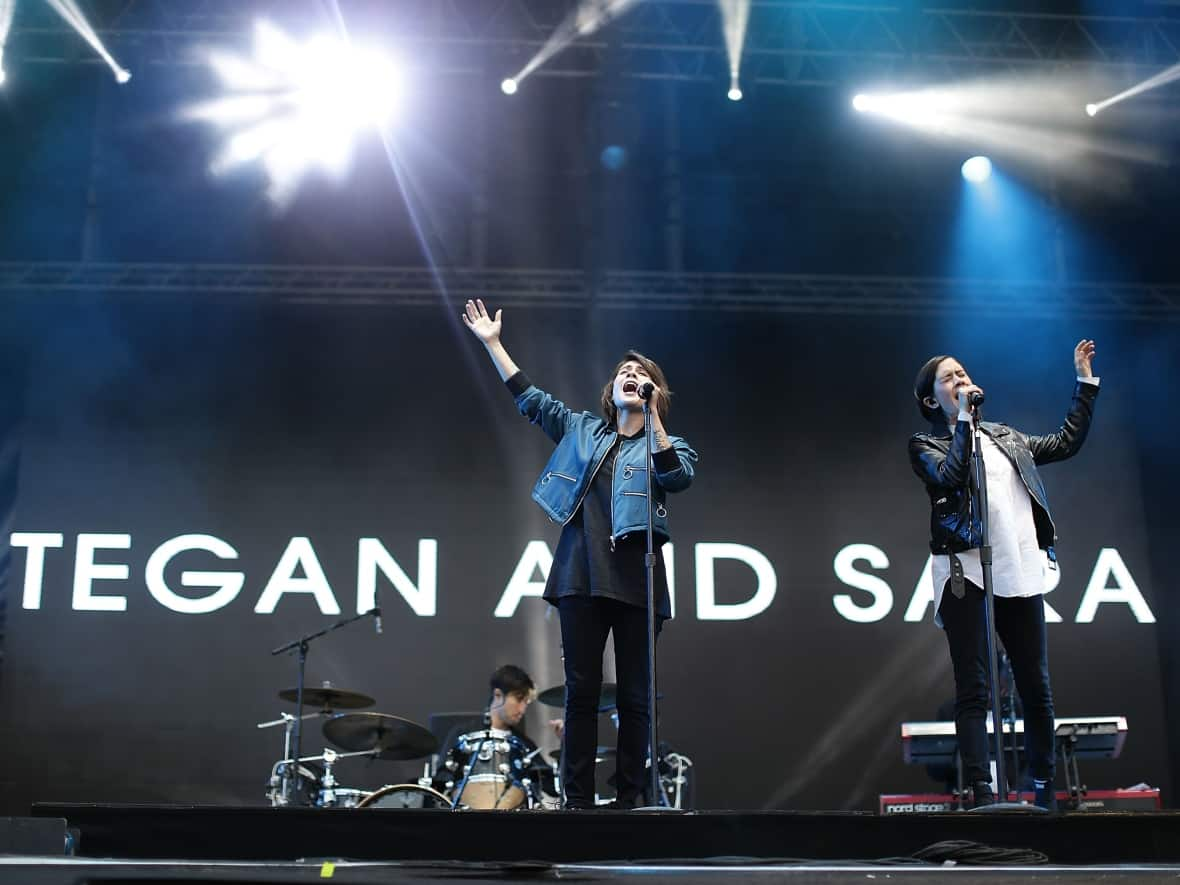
[630,805,686,813]
[969,802,1050,814]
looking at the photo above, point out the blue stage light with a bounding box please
[961,156,992,183]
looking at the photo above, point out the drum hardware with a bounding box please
[447,729,540,810]
[358,784,451,809]
[265,746,383,808]
[258,710,323,807]
[536,682,620,713]
[278,686,376,710]
[270,605,382,805]
[322,712,439,761]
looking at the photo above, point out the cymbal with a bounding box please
[536,683,618,712]
[323,713,440,761]
[278,687,375,710]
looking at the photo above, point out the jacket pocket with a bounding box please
[542,471,577,485]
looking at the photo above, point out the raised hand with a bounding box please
[462,298,502,344]
[1074,339,1097,378]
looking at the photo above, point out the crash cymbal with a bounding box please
[323,712,439,761]
[278,687,375,710]
[536,683,618,712]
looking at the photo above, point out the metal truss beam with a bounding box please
[2,261,1177,320]
[8,1,1180,86]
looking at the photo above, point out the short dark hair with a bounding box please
[600,350,672,426]
[490,664,534,699]
[914,354,952,422]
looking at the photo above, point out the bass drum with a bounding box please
[357,784,452,809]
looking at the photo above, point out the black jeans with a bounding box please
[557,596,661,808]
[939,581,1055,787]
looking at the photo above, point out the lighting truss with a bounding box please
[1,261,1178,320]
[8,0,1180,87]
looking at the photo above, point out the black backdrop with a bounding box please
[0,298,1172,813]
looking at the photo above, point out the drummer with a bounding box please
[488,664,537,734]
[435,664,539,768]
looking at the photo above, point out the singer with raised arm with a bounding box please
[462,299,698,810]
[908,340,1099,810]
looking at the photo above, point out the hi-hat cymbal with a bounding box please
[536,683,618,712]
[278,687,375,710]
[323,713,439,761]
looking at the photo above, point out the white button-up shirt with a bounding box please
[929,377,1098,626]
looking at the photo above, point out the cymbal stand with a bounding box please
[270,607,381,805]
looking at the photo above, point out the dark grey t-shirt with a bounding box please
[541,430,672,620]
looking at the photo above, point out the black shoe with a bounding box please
[971,782,995,809]
[1033,781,1058,811]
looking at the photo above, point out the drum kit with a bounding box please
[260,681,692,810]
[260,683,557,810]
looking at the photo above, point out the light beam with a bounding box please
[1085,62,1180,117]
[719,0,750,104]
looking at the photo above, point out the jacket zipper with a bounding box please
[561,434,616,531]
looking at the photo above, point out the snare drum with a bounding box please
[445,729,539,810]
[358,784,451,809]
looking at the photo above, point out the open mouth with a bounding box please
[622,380,639,395]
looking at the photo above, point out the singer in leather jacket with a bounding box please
[909,381,1099,558]
[908,341,1099,811]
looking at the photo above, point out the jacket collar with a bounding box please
[927,418,1009,441]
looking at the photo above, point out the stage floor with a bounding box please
[25,803,1180,869]
[6,857,1180,885]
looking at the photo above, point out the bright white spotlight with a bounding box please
[961,155,992,183]
[186,21,403,206]
[728,85,743,102]
[501,78,518,96]
[1085,103,1098,117]
[852,94,870,112]
[115,68,131,84]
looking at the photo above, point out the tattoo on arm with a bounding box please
[653,429,672,452]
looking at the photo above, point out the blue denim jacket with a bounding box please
[509,373,698,545]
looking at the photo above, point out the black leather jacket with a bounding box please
[908,381,1099,556]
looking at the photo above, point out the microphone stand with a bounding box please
[270,606,381,805]
[967,409,1041,813]
[640,396,666,809]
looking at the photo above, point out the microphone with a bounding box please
[967,391,985,408]
[374,608,383,634]
[639,382,655,400]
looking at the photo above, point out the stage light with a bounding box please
[600,145,626,171]
[1085,62,1180,117]
[510,0,640,88]
[44,0,130,84]
[185,20,403,206]
[720,0,750,108]
[115,68,131,84]
[961,156,992,183]
[851,74,1163,185]
[501,78,517,95]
